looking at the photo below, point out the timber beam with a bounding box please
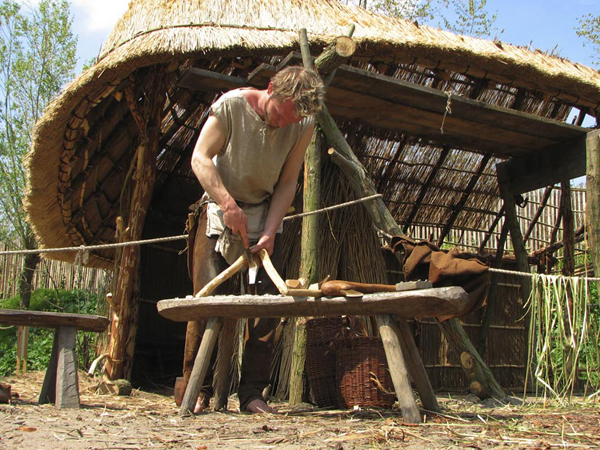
[178,58,587,158]
[497,135,586,195]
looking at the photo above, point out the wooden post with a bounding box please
[560,181,577,381]
[478,222,509,357]
[180,317,222,416]
[496,162,532,393]
[105,69,167,380]
[322,115,500,401]
[496,164,532,302]
[213,318,237,410]
[313,36,356,76]
[587,130,600,291]
[376,315,421,423]
[289,29,321,406]
[394,317,440,412]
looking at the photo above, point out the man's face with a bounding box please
[264,96,302,129]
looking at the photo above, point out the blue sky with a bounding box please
[490,0,598,68]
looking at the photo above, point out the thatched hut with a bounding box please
[25,0,599,390]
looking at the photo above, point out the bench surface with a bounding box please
[157,286,468,321]
[0,309,109,332]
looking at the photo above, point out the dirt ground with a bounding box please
[1,371,599,450]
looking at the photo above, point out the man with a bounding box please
[185,66,325,414]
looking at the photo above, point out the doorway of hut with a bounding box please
[129,219,191,391]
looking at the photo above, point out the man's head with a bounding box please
[268,66,325,119]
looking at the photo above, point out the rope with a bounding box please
[283,194,382,221]
[4,191,598,284]
[440,90,453,134]
[0,234,188,256]
[0,194,383,256]
[489,267,600,282]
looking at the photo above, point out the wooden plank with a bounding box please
[324,85,557,155]
[328,64,584,143]
[248,59,586,157]
[497,135,587,194]
[376,314,421,423]
[157,287,469,321]
[55,325,80,408]
[271,50,581,143]
[178,67,247,93]
[0,309,109,332]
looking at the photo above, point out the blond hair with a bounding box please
[270,66,325,117]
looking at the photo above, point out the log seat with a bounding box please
[0,309,110,408]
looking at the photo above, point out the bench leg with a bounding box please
[395,317,440,413]
[55,325,80,408]
[180,317,222,416]
[214,318,237,411]
[376,314,421,424]
[39,331,59,404]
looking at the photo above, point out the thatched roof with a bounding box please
[25,0,598,269]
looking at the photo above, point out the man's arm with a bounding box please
[191,115,250,247]
[252,123,315,255]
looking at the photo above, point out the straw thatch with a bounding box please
[24,0,600,270]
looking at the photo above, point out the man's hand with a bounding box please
[222,203,249,248]
[251,233,275,256]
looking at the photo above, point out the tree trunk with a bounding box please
[289,32,322,404]
[19,232,40,310]
[587,130,600,293]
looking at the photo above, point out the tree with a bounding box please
[344,0,497,37]
[369,0,439,23]
[439,0,497,38]
[576,13,600,67]
[0,0,77,309]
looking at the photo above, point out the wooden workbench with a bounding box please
[0,309,109,408]
[158,286,469,423]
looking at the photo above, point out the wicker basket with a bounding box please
[305,317,347,407]
[335,337,395,408]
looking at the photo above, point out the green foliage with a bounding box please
[0,0,77,244]
[0,288,101,376]
[369,0,438,22]
[344,0,497,37]
[439,0,497,38]
[576,13,600,67]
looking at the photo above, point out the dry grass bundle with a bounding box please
[525,274,600,404]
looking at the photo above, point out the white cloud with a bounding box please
[71,0,129,33]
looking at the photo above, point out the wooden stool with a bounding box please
[0,309,109,408]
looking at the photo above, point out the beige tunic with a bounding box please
[204,89,312,261]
